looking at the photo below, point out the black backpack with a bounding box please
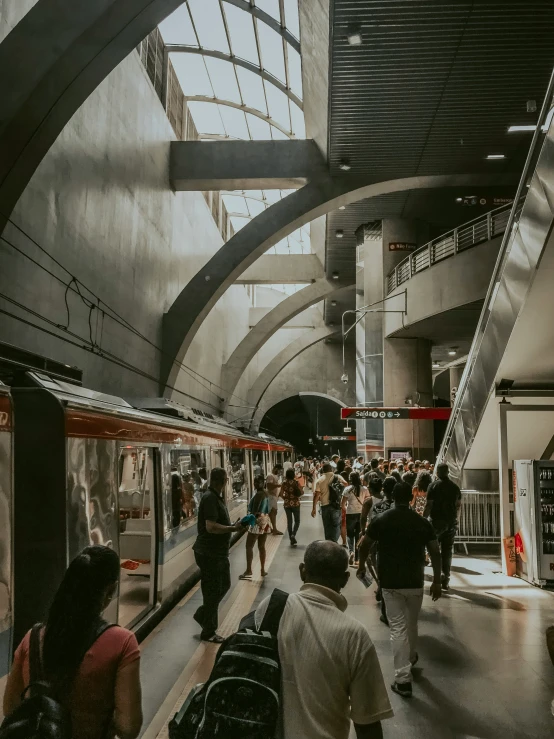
[0,622,115,739]
[169,589,289,739]
[328,475,344,509]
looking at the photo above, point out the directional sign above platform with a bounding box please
[341,407,452,421]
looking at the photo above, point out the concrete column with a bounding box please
[355,218,429,457]
[383,337,434,460]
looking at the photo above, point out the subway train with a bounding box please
[0,373,293,686]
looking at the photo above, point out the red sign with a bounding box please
[322,435,356,441]
[389,242,416,251]
[341,407,452,421]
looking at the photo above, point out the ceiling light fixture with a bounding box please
[331,300,337,306]
[448,347,458,356]
[486,154,506,160]
[339,205,346,210]
[347,24,363,45]
[339,159,351,171]
[335,229,344,238]
[433,363,441,369]
[332,271,340,280]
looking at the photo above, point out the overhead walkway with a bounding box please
[439,80,554,536]
[383,202,521,347]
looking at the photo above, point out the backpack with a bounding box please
[0,622,115,739]
[169,589,289,739]
[328,475,344,509]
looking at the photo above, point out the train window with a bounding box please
[169,448,207,527]
[226,449,249,509]
[252,450,265,479]
[118,446,157,629]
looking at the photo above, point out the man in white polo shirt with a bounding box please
[255,541,393,738]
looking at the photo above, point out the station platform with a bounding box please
[138,496,554,739]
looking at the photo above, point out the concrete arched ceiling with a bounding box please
[247,326,337,418]
[220,280,351,411]
[0,0,189,233]
[253,390,347,433]
[162,171,519,388]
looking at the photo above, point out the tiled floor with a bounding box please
[139,499,554,738]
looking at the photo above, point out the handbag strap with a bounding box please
[259,588,289,636]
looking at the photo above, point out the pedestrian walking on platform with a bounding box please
[342,471,370,565]
[358,482,442,698]
[255,541,393,739]
[266,464,284,535]
[281,467,303,546]
[193,467,246,643]
[423,462,462,591]
[240,475,271,580]
[312,463,347,542]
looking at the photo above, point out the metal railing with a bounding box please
[386,201,519,295]
[438,67,554,481]
[457,491,501,548]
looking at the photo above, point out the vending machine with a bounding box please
[513,460,554,587]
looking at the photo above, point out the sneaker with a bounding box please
[349,552,355,565]
[290,536,297,547]
[410,652,419,667]
[391,681,412,698]
[441,576,450,592]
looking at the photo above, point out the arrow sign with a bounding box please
[341,407,452,421]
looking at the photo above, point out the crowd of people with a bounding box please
[4,455,550,739]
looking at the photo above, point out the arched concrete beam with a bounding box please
[221,279,353,411]
[0,0,186,233]
[246,326,337,421]
[252,391,346,434]
[162,172,519,389]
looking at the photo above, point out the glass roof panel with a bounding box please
[283,0,300,38]
[187,101,226,135]
[256,22,286,83]
[222,194,250,215]
[288,49,303,98]
[246,199,266,217]
[223,4,259,66]
[235,68,268,115]
[204,57,242,104]
[245,114,273,140]
[254,0,281,22]
[159,6,198,45]
[187,0,229,53]
[218,106,250,139]
[170,54,213,97]
[231,215,251,232]
[265,85,291,132]
[289,101,305,138]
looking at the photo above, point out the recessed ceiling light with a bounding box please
[339,205,346,210]
[456,197,463,202]
[433,363,441,368]
[486,154,506,160]
[332,271,340,280]
[335,229,344,238]
[339,159,351,171]
[347,30,362,45]
[448,347,458,356]
[331,300,337,306]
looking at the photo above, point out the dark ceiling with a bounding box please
[323,0,554,348]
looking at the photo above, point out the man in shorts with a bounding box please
[266,464,284,535]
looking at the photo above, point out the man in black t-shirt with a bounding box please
[192,467,245,643]
[358,483,442,698]
[424,463,462,592]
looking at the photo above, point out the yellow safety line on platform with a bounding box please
[141,509,288,739]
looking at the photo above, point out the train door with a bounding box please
[252,450,265,484]
[211,449,224,474]
[244,450,254,501]
[117,445,159,629]
[226,449,249,514]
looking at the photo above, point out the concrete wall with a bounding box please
[252,341,356,431]
[0,7,253,411]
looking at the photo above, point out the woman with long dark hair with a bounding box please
[3,546,142,739]
[341,471,370,565]
[280,467,303,547]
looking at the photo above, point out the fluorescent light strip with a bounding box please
[486,154,506,160]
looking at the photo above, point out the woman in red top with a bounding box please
[280,468,303,547]
[3,546,142,739]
